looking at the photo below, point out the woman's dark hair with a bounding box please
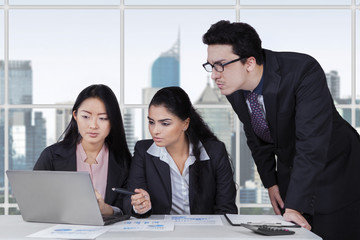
[149,86,218,163]
[202,20,264,65]
[60,84,131,168]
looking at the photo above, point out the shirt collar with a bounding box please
[77,142,108,163]
[147,141,210,161]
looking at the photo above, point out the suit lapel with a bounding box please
[188,162,200,213]
[105,151,123,203]
[262,50,281,146]
[54,144,77,171]
[227,90,251,126]
[152,155,172,204]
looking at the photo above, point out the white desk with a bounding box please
[0,215,322,240]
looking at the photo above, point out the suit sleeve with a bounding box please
[210,142,238,214]
[285,58,333,214]
[33,146,54,170]
[127,142,149,192]
[126,141,152,218]
[227,92,277,189]
[243,125,277,188]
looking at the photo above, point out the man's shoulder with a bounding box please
[264,48,317,64]
[226,89,244,105]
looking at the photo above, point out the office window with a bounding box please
[240,0,351,5]
[125,0,235,5]
[124,9,235,104]
[357,10,360,100]
[9,0,120,5]
[8,109,50,170]
[9,207,18,215]
[0,10,3,205]
[357,10,360,130]
[337,108,352,125]
[0,1,359,215]
[241,9,351,102]
[9,10,121,105]
[0,110,3,204]
[0,10,3,104]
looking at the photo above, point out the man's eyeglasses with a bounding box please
[202,57,247,73]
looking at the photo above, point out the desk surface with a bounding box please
[0,215,322,240]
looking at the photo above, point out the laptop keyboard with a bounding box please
[102,214,130,225]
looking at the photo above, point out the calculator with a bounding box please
[242,224,295,236]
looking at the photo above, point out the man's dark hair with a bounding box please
[202,20,264,65]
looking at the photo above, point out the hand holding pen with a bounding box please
[112,188,136,195]
[112,187,152,214]
[130,188,152,214]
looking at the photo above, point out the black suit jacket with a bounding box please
[227,49,360,215]
[33,141,130,213]
[127,139,238,216]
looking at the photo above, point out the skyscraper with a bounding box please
[325,70,360,129]
[123,108,137,153]
[151,32,180,88]
[0,60,47,185]
[326,70,340,102]
[55,104,73,141]
[142,33,181,139]
[195,78,235,167]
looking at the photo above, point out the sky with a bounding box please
[1,6,359,143]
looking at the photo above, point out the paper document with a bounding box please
[27,224,107,239]
[108,219,174,232]
[165,215,223,225]
[225,214,299,227]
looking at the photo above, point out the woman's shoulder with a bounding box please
[41,141,75,156]
[135,139,154,148]
[202,139,226,151]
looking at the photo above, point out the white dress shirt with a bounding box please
[147,141,210,214]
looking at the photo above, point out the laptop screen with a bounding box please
[7,170,114,225]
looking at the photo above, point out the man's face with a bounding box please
[206,44,249,95]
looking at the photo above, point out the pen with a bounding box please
[112,188,136,195]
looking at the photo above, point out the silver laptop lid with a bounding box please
[6,170,105,226]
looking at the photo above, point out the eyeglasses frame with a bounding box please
[202,56,248,73]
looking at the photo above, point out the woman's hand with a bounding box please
[131,189,152,214]
[95,190,114,216]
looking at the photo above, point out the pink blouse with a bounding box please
[76,142,109,200]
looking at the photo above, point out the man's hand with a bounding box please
[283,208,311,230]
[268,185,284,215]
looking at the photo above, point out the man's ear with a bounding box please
[245,56,257,72]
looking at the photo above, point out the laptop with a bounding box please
[6,170,130,226]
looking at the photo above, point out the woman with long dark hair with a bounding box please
[34,84,131,215]
[127,86,237,217]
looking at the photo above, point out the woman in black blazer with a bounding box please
[127,87,237,217]
[34,84,132,216]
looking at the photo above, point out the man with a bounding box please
[202,20,360,240]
